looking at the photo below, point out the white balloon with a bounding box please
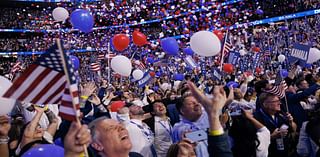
[132,69,144,80]
[111,55,132,77]
[277,54,286,63]
[0,76,15,115]
[52,7,69,22]
[190,31,221,57]
[307,48,320,63]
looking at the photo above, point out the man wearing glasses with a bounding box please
[254,92,297,157]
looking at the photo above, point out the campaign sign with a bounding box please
[228,52,240,65]
[252,53,262,69]
[212,68,222,81]
[137,71,152,88]
[289,43,310,66]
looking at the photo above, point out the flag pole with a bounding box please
[279,65,289,112]
[108,42,111,84]
[56,38,89,157]
[219,30,229,71]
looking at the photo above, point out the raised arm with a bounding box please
[188,82,233,157]
[0,116,11,157]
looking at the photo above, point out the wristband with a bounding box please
[80,95,89,100]
[208,128,224,136]
[0,136,9,144]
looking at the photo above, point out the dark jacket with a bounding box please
[286,83,320,129]
[208,133,233,157]
[254,109,294,157]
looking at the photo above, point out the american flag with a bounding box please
[263,81,288,98]
[222,34,232,58]
[219,31,232,66]
[90,62,101,72]
[134,60,146,71]
[105,53,116,59]
[97,53,105,60]
[3,39,80,121]
[11,61,22,73]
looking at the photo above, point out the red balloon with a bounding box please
[223,63,234,73]
[213,30,224,40]
[252,47,260,52]
[110,101,125,112]
[133,31,147,46]
[149,71,155,77]
[255,67,262,73]
[113,34,130,51]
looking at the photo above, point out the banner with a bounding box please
[289,43,310,66]
[212,68,222,81]
[252,53,262,70]
[137,71,152,88]
[227,51,240,65]
[184,55,198,68]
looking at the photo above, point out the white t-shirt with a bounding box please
[126,119,154,157]
[256,127,271,157]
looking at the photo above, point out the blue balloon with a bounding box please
[54,138,63,147]
[161,37,179,55]
[70,55,80,70]
[227,81,239,88]
[174,74,184,81]
[22,144,64,157]
[183,47,194,55]
[70,9,94,33]
[280,69,289,78]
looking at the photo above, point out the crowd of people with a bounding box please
[0,0,320,157]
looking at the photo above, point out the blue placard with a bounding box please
[252,53,262,69]
[137,72,152,88]
[212,68,222,81]
[228,52,240,65]
[289,43,310,66]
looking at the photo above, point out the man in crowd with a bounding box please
[143,100,173,157]
[173,90,209,157]
[87,117,143,157]
[254,92,297,157]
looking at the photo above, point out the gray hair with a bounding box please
[88,116,110,141]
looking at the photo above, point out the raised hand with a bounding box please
[88,94,101,106]
[177,138,197,157]
[80,82,96,97]
[187,81,227,117]
[0,116,11,138]
[64,122,91,157]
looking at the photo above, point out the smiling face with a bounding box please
[91,119,132,156]
[152,102,167,117]
[180,96,202,122]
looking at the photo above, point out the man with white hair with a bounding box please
[88,117,143,157]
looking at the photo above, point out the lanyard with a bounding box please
[130,121,153,141]
[158,120,173,138]
[259,108,279,127]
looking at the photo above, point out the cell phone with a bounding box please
[185,130,208,142]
